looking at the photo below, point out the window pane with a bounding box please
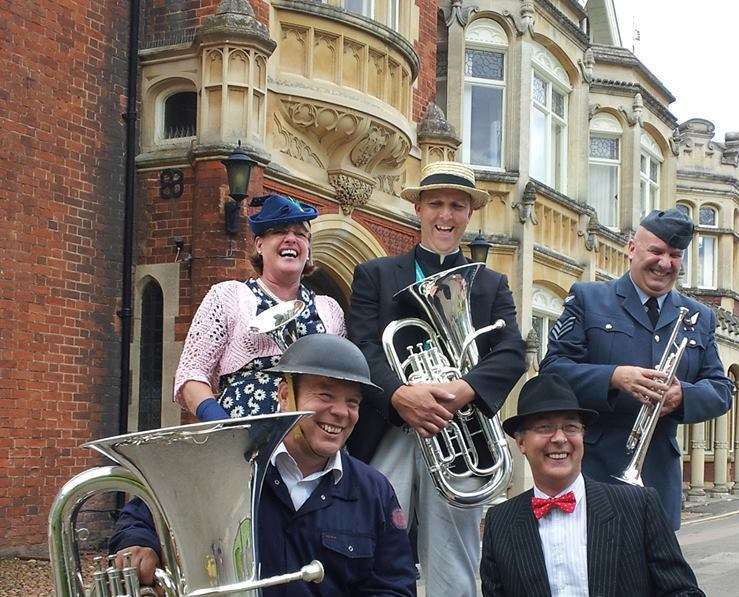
[164,92,197,139]
[649,184,658,213]
[699,207,717,226]
[388,0,399,30]
[533,73,547,105]
[640,180,648,218]
[589,136,619,160]
[552,90,565,118]
[698,236,716,288]
[676,204,691,219]
[552,121,565,190]
[640,154,648,174]
[649,159,659,182]
[468,85,503,167]
[464,49,504,80]
[679,247,691,287]
[345,0,371,17]
[588,163,618,227]
[531,107,547,181]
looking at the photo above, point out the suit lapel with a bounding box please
[510,490,552,597]
[585,479,619,597]
[615,274,652,330]
[394,249,418,299]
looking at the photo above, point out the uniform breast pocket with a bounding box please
[584,315,634,362]
[677,332,706,381]
[321,531,375,580]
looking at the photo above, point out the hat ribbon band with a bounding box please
[420,173,476,189]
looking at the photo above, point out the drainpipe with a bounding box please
[119,0,140,436]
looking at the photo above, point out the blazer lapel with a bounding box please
[394,249,418,298]
[655,289,680,330]
[510,490,552,597]
[585,479,619,597]
[615,274,652,330]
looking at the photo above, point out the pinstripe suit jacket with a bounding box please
[480,478,703,597]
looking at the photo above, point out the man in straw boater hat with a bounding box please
[110,334,418,596]
[480,374,703,597]
[347,160,527,596]
[540,208,733,530]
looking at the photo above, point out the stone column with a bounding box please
[711,413,730,494]
[687,422,707,501]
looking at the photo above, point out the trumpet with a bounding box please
[614,307,698,486]
[382,263,513,508]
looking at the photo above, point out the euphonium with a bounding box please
[48,413,324,596]
[248,299,306,351]
[614,307,699,486]
[382,263,513,508]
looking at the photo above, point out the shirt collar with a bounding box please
[270,442,343,484]
[533,473,585,502]
[628,274,668,309]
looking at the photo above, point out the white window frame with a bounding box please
[588,113,622,228]
[697,234,717,289]
[639,132,663,219]
[462,19,508,170]
[530,43,570,193]
[387,0,399,31]
[344,0,374,19]
[676,203,692,287]
[155,85,198,146]
[532,286,564,363]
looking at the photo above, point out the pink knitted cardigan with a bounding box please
[173,280,346,406]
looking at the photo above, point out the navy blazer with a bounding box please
[540,274,733,528]
[480,477,704,597]
[346,247,527,463]
[109,451,417,596]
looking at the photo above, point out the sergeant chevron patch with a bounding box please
[549,316,576,341]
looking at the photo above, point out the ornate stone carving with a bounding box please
[443,0,479,28]
[376,174,402,196]
[580,211,600,252]
[520,0,536,31]
[672,118,719,158]
[198,0,276,53]
[587,102,601,121]
[328,171,376,215]
[512,181,538,224]
[619,92,643,127]
[417,102,460,143]
[721,132,739,166]
[273,115,323,167]
[579,47,594,83]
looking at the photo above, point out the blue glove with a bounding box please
[196,398,229,422]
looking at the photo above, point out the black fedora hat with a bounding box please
[502,374,598,437]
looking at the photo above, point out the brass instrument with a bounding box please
[48,413,324,596]
[614,307,698,486]
[382,263,513,508]
[248,299,306,351]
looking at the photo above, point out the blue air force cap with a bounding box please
[248,194,318,236]
[640,208,695,250]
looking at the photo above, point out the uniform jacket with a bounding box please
[480,477,704,597]
[346,247,527,463]
[109,451,416,597]
[539,273,733,528]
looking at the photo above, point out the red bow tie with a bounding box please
[531,491,576,519]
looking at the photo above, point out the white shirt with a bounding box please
[270,443,343,511]
[534,474,588,597]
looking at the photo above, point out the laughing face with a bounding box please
[278,374,361,475]
[255,223,311,280]
[516,412,584,497]
[628,227,683,297]
[415,188,473,255]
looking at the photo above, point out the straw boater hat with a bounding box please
[400,161,490,210]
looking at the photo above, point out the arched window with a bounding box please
[639,131,663,218]
[697,206,717,289]
[676,203,692,286]
[138,280,163,431]
[530,43,570,192]
[163,91,197,140]
[588,113,622,227]
[531,285,564,363]
[462,19,508,169]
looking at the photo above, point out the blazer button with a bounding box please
[605,323,613,331]
[689,339,697,346]
[654,335,660,342]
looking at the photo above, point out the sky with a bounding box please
[609,0,738,141]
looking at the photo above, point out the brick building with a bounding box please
[1,0,737,559]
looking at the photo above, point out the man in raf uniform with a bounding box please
[540,208,733,529]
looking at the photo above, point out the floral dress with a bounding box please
[217,279,326,417]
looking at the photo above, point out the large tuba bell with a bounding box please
[382,263,513,508]
[49,413,324,596]
[614,307,698,486]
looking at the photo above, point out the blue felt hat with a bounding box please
[248,194,319,236]
[640,208,694,250]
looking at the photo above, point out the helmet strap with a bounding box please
[285,375,304,443]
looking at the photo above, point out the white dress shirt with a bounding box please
[270,443,343,511]
[534,473,588,597]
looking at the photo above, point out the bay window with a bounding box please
[588,113,622,227]
[639,131,662,218]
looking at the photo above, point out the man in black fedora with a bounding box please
[480,373,703,597]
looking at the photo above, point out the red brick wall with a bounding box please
[0,0,129,553]
[412,0,439,121]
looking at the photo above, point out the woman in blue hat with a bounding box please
[173,194,346,421]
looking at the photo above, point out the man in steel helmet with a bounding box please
[110,335,417,596]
